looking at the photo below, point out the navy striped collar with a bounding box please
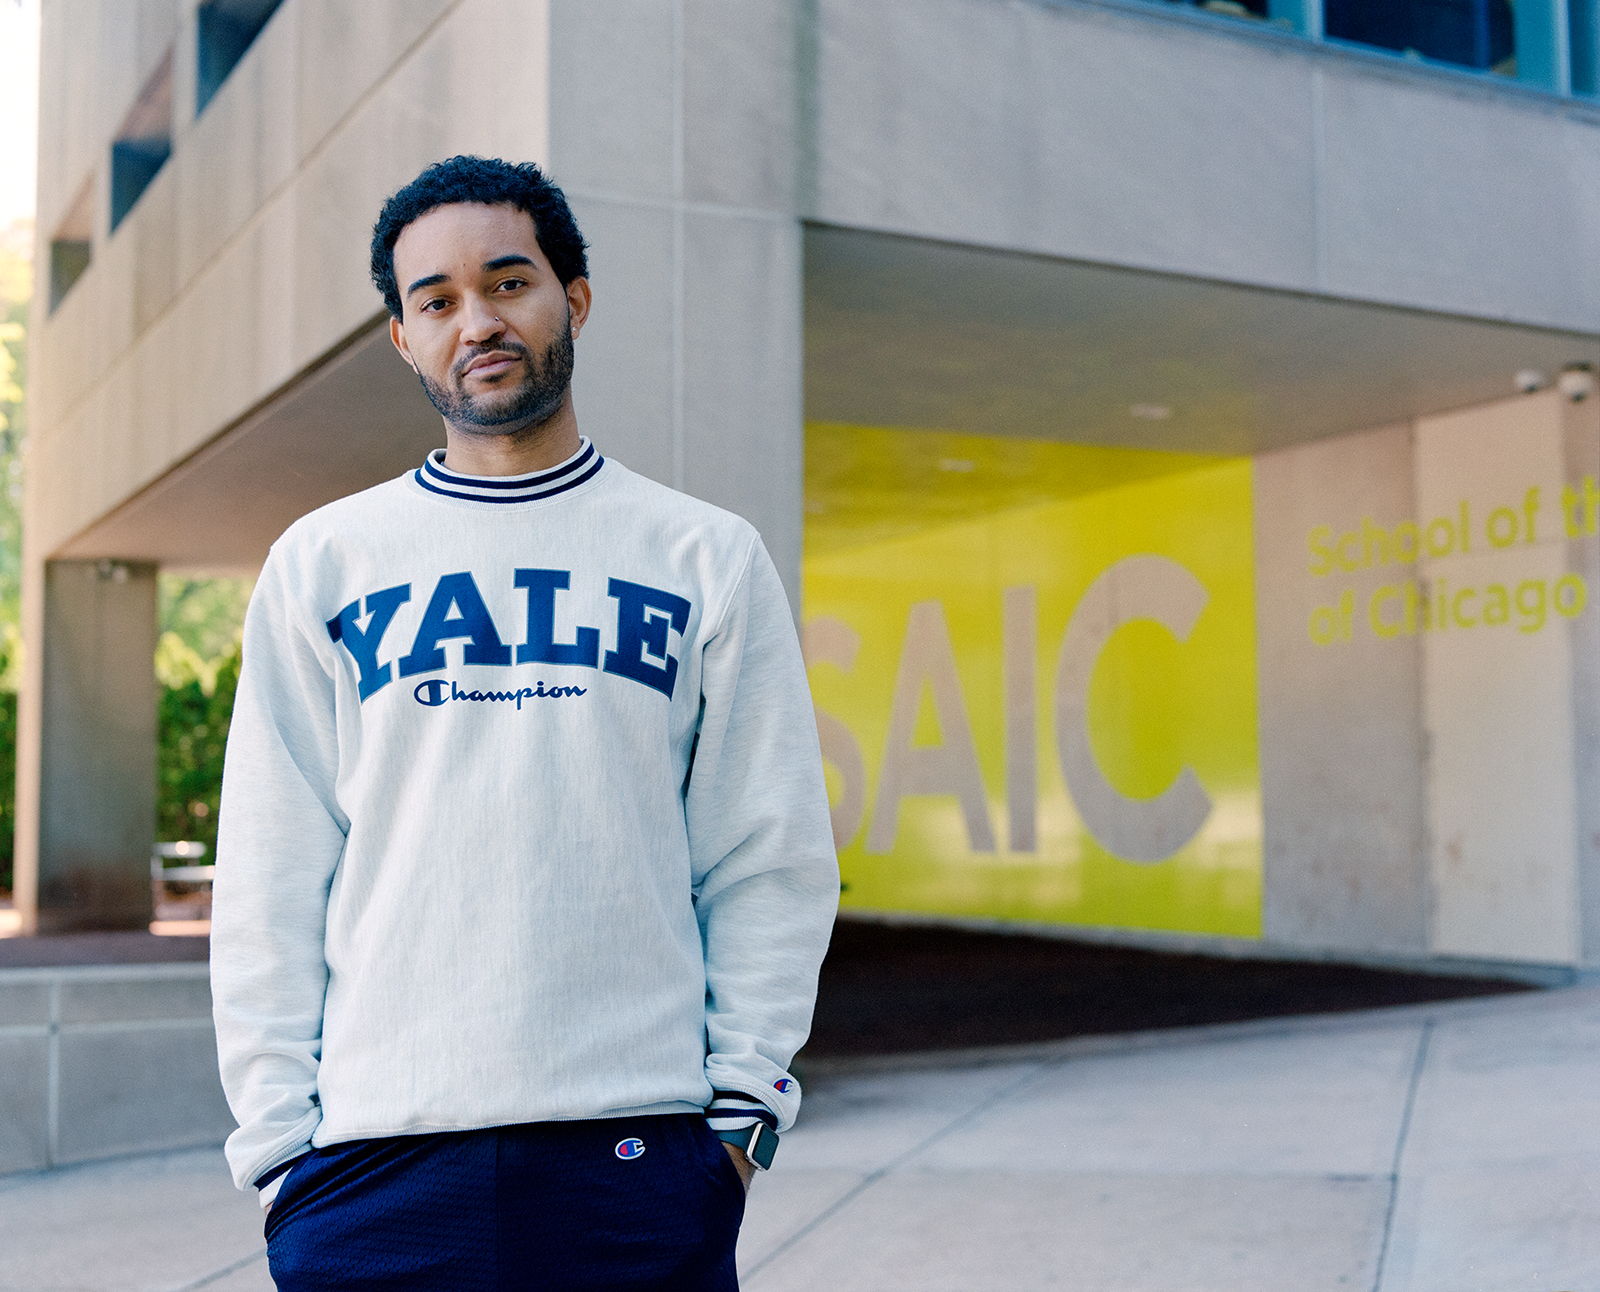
[414,438,604,504]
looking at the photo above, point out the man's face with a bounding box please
[389,202,590,435]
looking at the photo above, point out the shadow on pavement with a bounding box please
[801,919,1530,1058]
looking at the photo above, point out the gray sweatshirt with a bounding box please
[210,441,838,1198]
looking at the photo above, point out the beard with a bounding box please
[417,319,575,434]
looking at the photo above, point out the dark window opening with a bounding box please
[109,49,174,233]
[49,242,91,313]
[1574,3,1600,94]
[196,0,284,115]
[48,178,95,313]
[1325,0,1516,75]
[1161,1,1272,21]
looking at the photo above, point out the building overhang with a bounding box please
[50,316,440,570]
[805,224,1600,456]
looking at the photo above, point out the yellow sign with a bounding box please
[804,424,1262,938]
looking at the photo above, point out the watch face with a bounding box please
[750,1125,778,1170]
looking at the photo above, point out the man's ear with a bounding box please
[566,277,592,340]
[390,315,416,372]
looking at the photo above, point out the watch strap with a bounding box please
[714,1121,778,1170]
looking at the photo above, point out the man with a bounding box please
[210,155,838,1290]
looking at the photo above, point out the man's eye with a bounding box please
[420,298,450,312]
[495,278,527,292]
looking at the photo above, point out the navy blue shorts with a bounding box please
[264,1113,745,1291]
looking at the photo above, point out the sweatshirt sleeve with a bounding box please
[210,548,349,1192]
[687,537,840,1136]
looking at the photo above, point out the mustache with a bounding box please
[451,340,534,381]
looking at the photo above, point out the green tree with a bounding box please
[155,575,253,856]
[0,219,30,628]
[0,220,30,894]
[156,638,240,859]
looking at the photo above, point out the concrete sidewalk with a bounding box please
[4,985,1598,1291]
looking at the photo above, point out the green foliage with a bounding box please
[155,576,252,857]
[0,221,28,630]
[0,224,27,892]
[159,574,253,661]
[157,641,240,860]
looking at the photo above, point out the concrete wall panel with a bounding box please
[58,976,213,1026]
[683,209,804,606]
[28,0,552,562]
[1417,394,1581,963]
[809,0,1600,334]
[294,0,458,160]
[0,968,226,1178]
[0,982,49,1027]
[55,1024,234,1165]
[549,0,677,200]
[1319,75,1599,325]
[1255,423,1429,955]
[683,0,802,212]
[551,0,805,600]
[130,160,178,335]
[0,1034,50,1175]
[172,0,301,290]
[565,196,678,489]
[813,0,1318,290]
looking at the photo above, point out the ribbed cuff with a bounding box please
[254,1152,308,1209]
[705,1088,778,1135]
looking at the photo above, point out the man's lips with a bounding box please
[461,351,521,379]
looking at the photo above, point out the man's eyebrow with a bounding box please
[405,273,450,298]
[483,255,535,272]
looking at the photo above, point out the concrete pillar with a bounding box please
[18,560,159,934]
[551,0,806,613]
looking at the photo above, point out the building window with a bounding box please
[110,49,174,234]
[1574,2,1600,93]
[196,0,283,115]
[1161,1,1272,20]
[1324,0,1515,76]
[49,178,94,313]
[1155,0,1600,96]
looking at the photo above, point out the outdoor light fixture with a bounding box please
[1558,364,1596,402]
[1515,369,1549,394]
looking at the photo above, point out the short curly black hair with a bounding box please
[369,156,589,320]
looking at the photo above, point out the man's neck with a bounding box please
[440,400,582,477]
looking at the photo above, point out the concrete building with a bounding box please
[18,0,1600,983]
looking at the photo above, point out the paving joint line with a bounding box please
[166,1247,267,1292]
[742,1060,1056,1282]
[1370,1018,1433,1292]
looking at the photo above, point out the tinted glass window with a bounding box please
[1325,0,1515,74]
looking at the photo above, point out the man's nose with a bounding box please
[459,295,504,343]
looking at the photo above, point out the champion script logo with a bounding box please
[413,679,588,709]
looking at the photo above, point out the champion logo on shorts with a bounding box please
[773,1078,796,1093]
[614,1138,646,1160]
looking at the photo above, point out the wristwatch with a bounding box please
[714,1121,778,1170]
